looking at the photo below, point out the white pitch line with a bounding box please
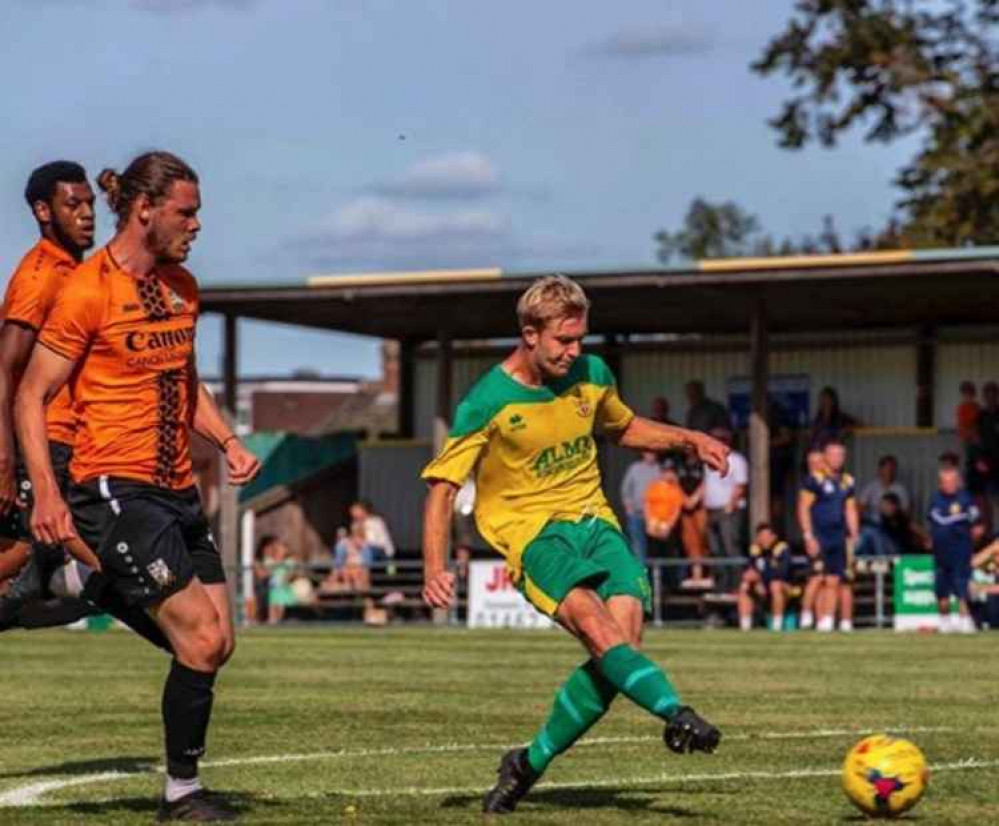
[330,757,999,799]
[0,724,974,809]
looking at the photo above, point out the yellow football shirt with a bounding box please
[422,354,634,581]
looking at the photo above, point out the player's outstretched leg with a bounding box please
[483,659,617,814]
[559,588,721,755]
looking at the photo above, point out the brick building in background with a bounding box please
[193,342,400,556]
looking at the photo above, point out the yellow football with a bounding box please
[842,735,929,818]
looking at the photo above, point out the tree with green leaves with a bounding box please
[753,0,999,247]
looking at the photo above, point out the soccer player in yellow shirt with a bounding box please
[422,275,730,814]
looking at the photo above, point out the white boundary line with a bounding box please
[0,725,983,809]
[334,757,999,799]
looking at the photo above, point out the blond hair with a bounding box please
[516,274,590,330]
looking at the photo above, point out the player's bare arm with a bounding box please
[798,490,819,556]
[189,362,260,485]
[13,343,76,546]
[0,322,38,515]
[846,496,860,544]
[422,479,458,608]
[615,415,730,474]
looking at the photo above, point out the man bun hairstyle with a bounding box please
[24,160,88,208]
[97,151,198,229]
[516,274,590,330]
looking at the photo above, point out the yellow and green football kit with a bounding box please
[422,353,650,615]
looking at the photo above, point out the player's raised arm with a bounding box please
[615,415,730,475]
[421,479,458,608]
[14,344,77,545]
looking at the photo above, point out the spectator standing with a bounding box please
[703,427,748,590]
[684,380,731,434]
[651,395,685,466]
[928,465,982,633]
[677,453,710,587]
[768,395,795,529]
[350,500,396,562]
[956,380,981,446]
[620,451,661,563]
[643,461,684,586]
[737,523,791,632]
[975,381,999,535]
[798,439,859,632]
[808,386,859,449]
[858,455,911,521]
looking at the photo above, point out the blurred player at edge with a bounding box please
[0,161,95,625]
[15,151,260,822]
[421,275,729,815]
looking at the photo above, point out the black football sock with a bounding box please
[163,660,217,781]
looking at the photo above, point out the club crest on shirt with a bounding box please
[570,386,592,418]
[950,501,961,515]
[147,558,175,589]
[167,287,185,313]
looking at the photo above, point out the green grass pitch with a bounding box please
[1,627,996,824]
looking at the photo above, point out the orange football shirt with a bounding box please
[38,247,199,489]
[1,238,78,446]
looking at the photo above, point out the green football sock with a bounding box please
[526,660,618,774]
[597,643,681,720]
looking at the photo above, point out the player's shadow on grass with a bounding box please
[441,788,709,818]
[59,790,269,819]
[0,755,157,780]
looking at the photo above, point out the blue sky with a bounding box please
[2,0,916,379]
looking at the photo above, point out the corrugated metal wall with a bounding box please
[935,326,999,427]
[358,441,433,552]
[415,336,919,437]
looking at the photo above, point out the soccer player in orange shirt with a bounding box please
[0,161,95,617]
[16,151,259,822]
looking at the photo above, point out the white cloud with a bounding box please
[372,151,501,200]
[324,196,507,242]
[582,25,714,59]
[297,196,515,270]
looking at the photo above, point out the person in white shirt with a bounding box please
[703,428,748,589]
[620,451,661,563]
[350,500,396,561]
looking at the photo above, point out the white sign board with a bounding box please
[467,560,554,629]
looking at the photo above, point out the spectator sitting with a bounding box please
[266,538,298,624]
[703,427,748,591]
[621,450,661,563]
[684,380,731,434]
[246,534,275,625]
[737,523,791,632]
[350,500,396,563]
[858,455,911,524]
[970,535,999,629]
[856,493,930,557]
[323,522,374,593]
[808,386,860,449]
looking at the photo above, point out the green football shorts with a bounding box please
[517,518,652,618]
